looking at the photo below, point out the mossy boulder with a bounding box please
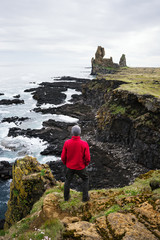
[4,156,55,229]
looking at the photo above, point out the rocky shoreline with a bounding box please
[1,75,150,191]
[1,68,160,237]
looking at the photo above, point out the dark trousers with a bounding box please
[64,167,89,201]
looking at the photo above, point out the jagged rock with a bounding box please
[4,156,55,229]
[24,77,90,106]
[1,116,29,125]
[107,212,158,240]
[42,193,59,219]
[91,46,118,75]
[82,78,160,169]
[150,179,160,190]
[13,94,20,98]
[119,54,127,67]
[95,46,105,62]
[0,99,24,105]
[95,216,113,239]
[91,46,126,75]
[63,221,102,239]
[134,202,160,233]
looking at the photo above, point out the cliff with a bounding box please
[1,62,160,239]
[1,169,160,239]
[4,156,56,229]
[83,67,160,169]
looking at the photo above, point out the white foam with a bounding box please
[0,136,48,159]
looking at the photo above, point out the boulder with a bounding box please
[4,156,55,229]
[107,212,158,240]
[63,221,102,239]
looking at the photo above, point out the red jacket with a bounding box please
[61,136,90,170]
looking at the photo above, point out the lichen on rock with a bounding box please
[4,156,55,229]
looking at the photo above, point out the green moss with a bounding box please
[124,189,140,196]
[13,189,19,197]
[40,169,45,176]
[30,195,45,214]
[41,218,63,239]
[105,204,121,216]
[122,203,135,211]
[0,230,5,236]
[59,190,82,211]
[18,232,45,240]
[109,103,126,115]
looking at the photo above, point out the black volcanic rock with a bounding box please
[32,87,66,106]
[13,94,20,98]
[24,77,90,107]
[0,99,24,105]
[1,117,29,125]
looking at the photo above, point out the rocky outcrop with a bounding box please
[91,46,126,75]
[0,99,24,105]
[24,76,90,106]
[4,156,55,229]
[119,54,127,67]
[2,170,160,239]
[82,77,160,169]
[1,117,29,126]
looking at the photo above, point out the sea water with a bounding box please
[0,63,92,219]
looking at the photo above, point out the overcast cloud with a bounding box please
[0,0,160,67]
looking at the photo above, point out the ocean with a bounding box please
[0,63,92,219]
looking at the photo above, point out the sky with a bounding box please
[0,0,160,67]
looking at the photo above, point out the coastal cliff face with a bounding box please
[4,156,55,229]
[82,67,160,169]
[1,66,160,239]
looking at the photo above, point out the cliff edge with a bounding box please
[83,67,160,169]
[1,168,160,239]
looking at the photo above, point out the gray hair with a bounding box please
[71,125,81,136]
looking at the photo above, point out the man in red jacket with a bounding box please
[61,125,90,202]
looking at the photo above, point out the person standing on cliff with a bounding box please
[61,125,90,202]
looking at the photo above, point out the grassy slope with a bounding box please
[99,67,160,98]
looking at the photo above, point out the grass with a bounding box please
[105,204,121,216]
[0,230,5,236]
[16,218,63,240]
[103,67,160,98]
[109,103,126,115]
[59,190,83,211]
